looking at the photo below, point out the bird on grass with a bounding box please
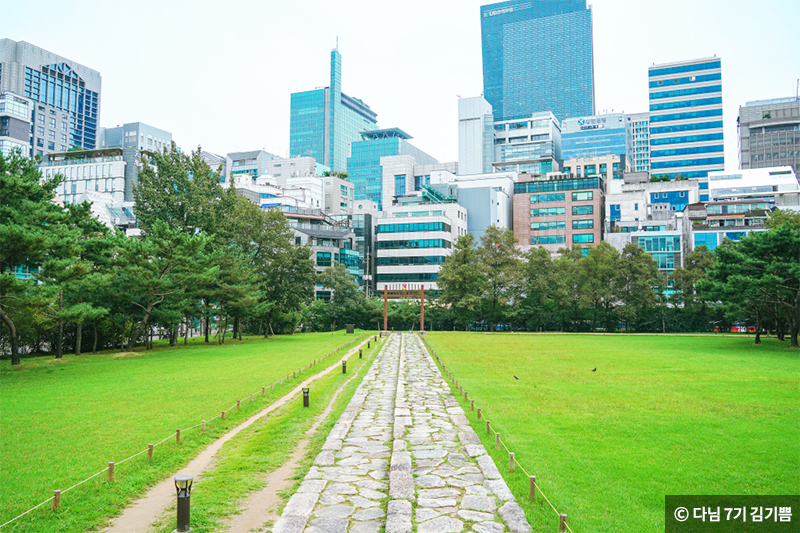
[592,367,597,372]
[514,376,519,380]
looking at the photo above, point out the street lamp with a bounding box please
[174,475,193,532]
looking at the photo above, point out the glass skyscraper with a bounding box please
[290,50,378,172]
[648,57,724,179]
[480,0,595,122]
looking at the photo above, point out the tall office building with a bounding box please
[626,112,651,173]
[0,39,101,157]
[480,0,594,122]
[561,113,627,161]
[648,57,724,179]
[458,96,494,175]
[738,97,799,177]
[289,49,378,173]
[346,128,439,209]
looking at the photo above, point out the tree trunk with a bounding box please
[93,323,98,353]
[204,304,210,343]
[75,322,83,355]
[0,308,20,365]
[56,291,64,359]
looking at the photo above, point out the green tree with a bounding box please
[0,151,67,364]
[437,234,484,329]
[617,243,662,331]
[515,246,556,331]
[477,227,522,331]
[577,242,621,332]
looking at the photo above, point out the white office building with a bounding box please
[626,112,651,173]
[376,195,468,294]
[458,96,494,175]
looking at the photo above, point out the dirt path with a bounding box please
[102,336,375,533]
[225,354,371,533]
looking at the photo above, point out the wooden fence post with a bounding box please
[148,444,154,462]
[509,452,515,472]
[559,514,568,533]
[237,400,241,411]
[477,408,482,420]
[486,420,491,434]
[470,400,475,411]
[107,462,115,482]
[496,433,501,450]
[202,420,206,433]
[52,490,61,511]
[529,476,536,500]
[221,410,226,420]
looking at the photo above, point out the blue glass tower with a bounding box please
[347,128,438,209]
[648,57,724,180]
[480,0,595,122]
[290,50,378,172]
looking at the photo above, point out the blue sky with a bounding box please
[2,0,798,168]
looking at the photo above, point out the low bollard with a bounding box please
[509,452,515,472]
[175,475,194,532]
[558,513,568,533]
[529,475,537,500]
[486,420,491,435]
[221,410,226,420]
[342,360,347,374]
[477,408,482,420]
[303,387,310,407]
[470,400,475,411]
[367,341,371,349]
[359,348,363,359]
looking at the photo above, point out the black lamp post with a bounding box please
[174,475,193,532]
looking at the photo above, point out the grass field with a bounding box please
[0,331,373,533]
[424,333,800,533]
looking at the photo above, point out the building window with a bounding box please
[48,130,55,140]
[61,122,68,132]
[573,234,594,243]
[572,191,593,201]
[395,175,406,196]
[572,205,593,216]
[38,114,45,124]
[37,126,44,136]
[49,118,56,128]
[572,220,594,230]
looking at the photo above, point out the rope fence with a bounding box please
[0,333,377,530]
[419,334,575,533]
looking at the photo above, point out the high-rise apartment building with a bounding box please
[289,49,378,173]
[458,96,494,175]
[0,39,101,157]
[738,97,799,177]
[346,128,439,209]
[626,112,651,173]
[480,0,594,122]
[648,57,724,179]
[561,113,627,161]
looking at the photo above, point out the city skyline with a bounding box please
[1,0,797,169]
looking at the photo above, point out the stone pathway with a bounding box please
[273,333,532,533]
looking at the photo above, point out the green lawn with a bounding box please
[0,331,373,533]
[424,333,800,533]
